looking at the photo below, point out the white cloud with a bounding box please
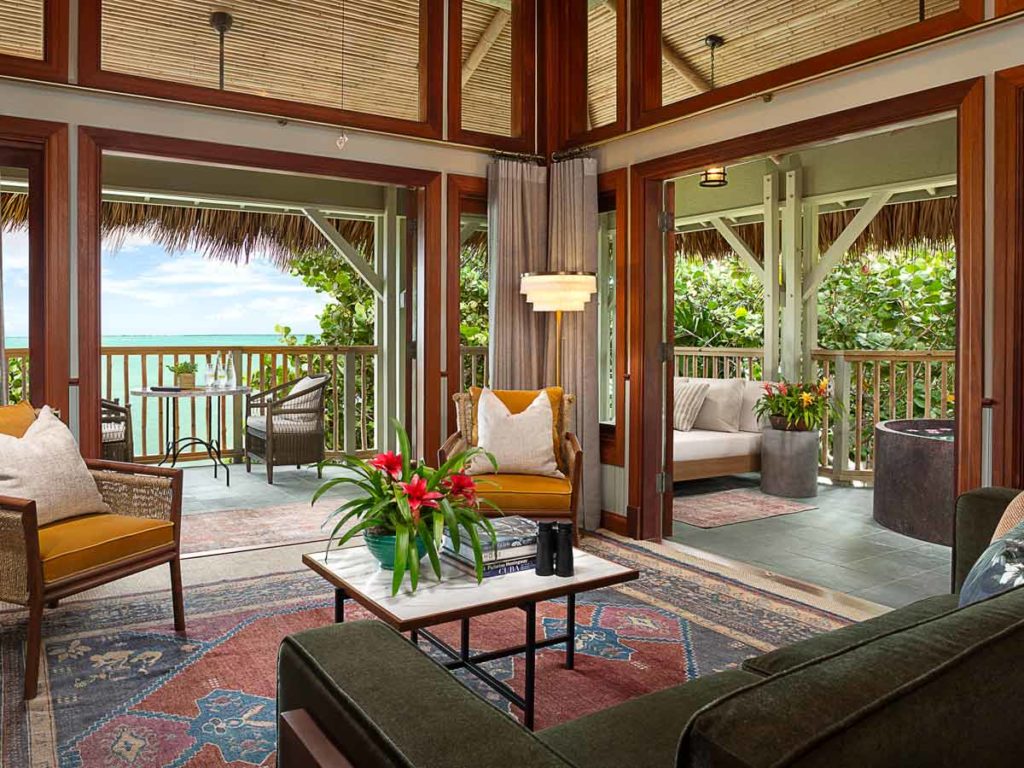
[1,231,29,272]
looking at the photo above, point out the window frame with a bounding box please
[76,0,444,140]
[0,0,68,82]
[598,168,627,467]
[564,0,627,147]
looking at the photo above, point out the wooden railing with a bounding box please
[96,345,377,464]
[3,347,30,404]
[672,347,763,380]
[460,345,489,391]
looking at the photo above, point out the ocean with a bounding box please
[4,333,287,349]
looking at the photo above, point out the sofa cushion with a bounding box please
[672,429,761,462]
[278,621,572,768]
[0,400,36,437]
[38,513,175,582]
[678,585,1024,767]
[246,415,320,435]
[742,594,958,677]
[739,380,771,433]
[280,375,324,420]
[475,473,573,512]
[539,670,761,768]
[688,378,744,433]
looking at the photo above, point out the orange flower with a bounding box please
[799,391,815,407]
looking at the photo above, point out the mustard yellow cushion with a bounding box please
[0,401,36,437]
[475,473,573,514]
[38,513,175,583]
[469,387,565,471]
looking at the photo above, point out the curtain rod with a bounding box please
[551,144,595,163]
[489,149,545,164]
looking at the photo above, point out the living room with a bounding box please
[3,1,1024,767]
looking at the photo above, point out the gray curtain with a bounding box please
[487,159,549,389]
[0,168,6,406]
[547,157,600,529]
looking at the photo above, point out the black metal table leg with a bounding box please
[460,618,470,662]
[410,629,419,646]
[524,602,536,730]
[566,593,576,670]
[334,588,346,623]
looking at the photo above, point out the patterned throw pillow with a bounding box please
[673,380,710,432]
[959,519,1024,607]
[466,388,563,478]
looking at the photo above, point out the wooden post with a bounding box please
[781,169,803,380]
[833,354,851,483]
[802,203,819,382]
[343,350,357,454]
[374,187,401,452]
[231,348,243,461]
[762,173,780,380]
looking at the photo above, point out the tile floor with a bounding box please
[669,475,951,609]
[179,459,349,515]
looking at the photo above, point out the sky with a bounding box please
[1,230,331,340]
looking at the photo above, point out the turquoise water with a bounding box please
[4,333,284,349]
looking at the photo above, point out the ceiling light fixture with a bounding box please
[704,34,724,90]
[699,166,728,188]
[209,11,234,91]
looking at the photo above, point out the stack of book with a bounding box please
[442,516,538,577]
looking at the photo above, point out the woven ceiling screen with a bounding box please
[100,0,424,121]
[659,0,960,107]
[586,1,618,131]
[0,0,44,60]
[460,0,513,136]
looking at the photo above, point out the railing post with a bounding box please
[832,354,851,483]
[344,350,357,455]
[231,348,243,461]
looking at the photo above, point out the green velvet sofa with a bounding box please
[277,487,1024,768]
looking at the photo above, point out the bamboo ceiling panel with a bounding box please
[101,0,423,121]
[0,0,44,60]
[660,0,960,106]
[461,0,513,136]
[587,2,618,129]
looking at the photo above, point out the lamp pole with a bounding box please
[554,309,563,388]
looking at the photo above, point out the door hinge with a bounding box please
[655,471,670,494]
[657,210,674,233]
[660,341,673,363]
[408,341,417,360]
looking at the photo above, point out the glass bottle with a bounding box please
[213,352,225,388]
[224,354,236,389]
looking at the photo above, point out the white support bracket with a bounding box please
[710,217,764,282]
[302,207,385,298]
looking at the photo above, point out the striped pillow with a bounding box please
[673,379,710,432]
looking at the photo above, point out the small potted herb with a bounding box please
[166,361,199,390]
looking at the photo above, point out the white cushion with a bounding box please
[467,388,563,478]
[673,380,710,432]
[739,380,774,433]
[281,376,323,420]
[246,415,320,435]
[672,429,762,462]
[686,378,745,433]
[101,421,127,443]
[0,407,111,526]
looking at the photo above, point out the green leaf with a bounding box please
[419,521,442,580]
[392,524,409,596]
[394,418,412,480]
[408,533,421,591]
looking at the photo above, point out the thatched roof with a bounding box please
[679,198,956,261]
[2,192,376,268]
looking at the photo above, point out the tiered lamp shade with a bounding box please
[520,272,598,312]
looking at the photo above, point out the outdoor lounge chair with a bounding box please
[100,398,134,463]
[244,374,330,484]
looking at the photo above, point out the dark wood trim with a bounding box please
[598,168,627,467]
[279,710,355,768]
[630,3,984,132]
[0,117,70,422]
[537,0,567,158]
[563,0,628,148]
[660,180,676,538]
[0,0,68,82]
[992,64,1024,487]
[77,127,102,458]
[447,0,537,152]
[599,510,629,536]
[75,0,444,141]
[996,0,1024,14]
[445,174,488,434]
[628,79,987,540]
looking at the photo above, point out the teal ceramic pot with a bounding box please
[364,530,428,570]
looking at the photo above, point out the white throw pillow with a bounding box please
[467,389,563,478]
[0,407,111,526]
[673,379,710,432]
[687,377,745,433]
[280,376,322,421]
[739,380,773,433]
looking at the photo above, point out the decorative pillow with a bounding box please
[468,386,566,472]
[673,379,710,432]
[991,491,1024,542]
[689,378,745,433]
[739,380,773,433]
[959,519,1024,607]
[280,376,322,421]
[0,407,111,526]
[0,400,36,437]
[466,389,563,478]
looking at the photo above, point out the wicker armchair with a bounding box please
[0,459,184,699]
[101,398,134,462]
[439,389,582,544]
[244,374,330,484]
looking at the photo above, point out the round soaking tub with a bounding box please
[873,419,955,545]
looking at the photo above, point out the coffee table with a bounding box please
[303,544,639,729]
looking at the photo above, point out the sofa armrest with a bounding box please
[0,495,40,606]
[953,487,1020,592]
[278,621,575,768]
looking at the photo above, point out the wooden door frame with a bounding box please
[992,64,1024,487]
[77,127,442,460]
[627,79,986,541]
[0,117,69,419]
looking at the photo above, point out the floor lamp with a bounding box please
[520,272,597,388]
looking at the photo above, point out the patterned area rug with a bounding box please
[181,501,333,556]
[673,488,817,528]
[0,532,879,767]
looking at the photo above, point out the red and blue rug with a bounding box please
[0,532,881,767]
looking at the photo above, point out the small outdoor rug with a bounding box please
[0,532,881,767]
[673,488,817,528]
[180,500,335,556]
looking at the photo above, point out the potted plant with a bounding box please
[315,420,499,595]
[754,378,836,432]
[166,361,199,389]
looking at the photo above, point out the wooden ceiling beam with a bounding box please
[462,9,511,87]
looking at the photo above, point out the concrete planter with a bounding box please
[761,427,820,498]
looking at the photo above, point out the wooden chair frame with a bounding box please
[244,374,330,484]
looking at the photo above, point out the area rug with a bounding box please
[0,532,879,767]
[180,500,335,556]
[673,488,817,528]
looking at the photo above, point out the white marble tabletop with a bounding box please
[303,543,639,630]
[130,386,251,398]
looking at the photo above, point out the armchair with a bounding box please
[100,398,134,462]
[0,459,184,699]
[244,374,329,484]
[439,390,582,544]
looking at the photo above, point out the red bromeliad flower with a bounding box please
[369,451,403,479]
[762,382,774,395]
[399,475,443,523]
[444,472,478,505]
[778,382,789,396]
